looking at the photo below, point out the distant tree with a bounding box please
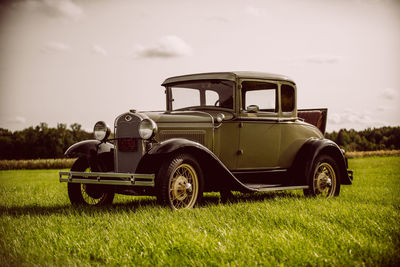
[325,126,400,152]
[0,129,14,159]
[0,123,92,160]
[337,129,351,147]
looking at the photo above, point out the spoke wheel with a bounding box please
[157,154,203,210]
[169,163,199,209]
[67,157,114,206]
[312,162,336,197]
[304,154,341,198]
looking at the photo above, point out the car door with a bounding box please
[236,80,281,170]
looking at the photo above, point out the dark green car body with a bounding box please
[60,72,353,209]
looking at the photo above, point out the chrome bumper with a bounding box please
[59,171,155,187]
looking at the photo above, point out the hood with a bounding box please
[143,111,214,124]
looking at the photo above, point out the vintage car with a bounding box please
[59,71,353,210]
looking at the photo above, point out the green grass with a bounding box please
[0,157,399,266]
[0,158,76,170]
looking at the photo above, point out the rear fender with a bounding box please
[64,140,114,172]
[290,138,352,185]
[138,138,252,192]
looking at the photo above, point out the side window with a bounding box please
[281,84,295,113]
[242,81,277,112]
[171,88,199,110]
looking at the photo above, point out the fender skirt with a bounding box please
[64,140,114,172]
[290,138,352,186]
[141,138,256,193]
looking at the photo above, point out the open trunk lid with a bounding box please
[298,108,328,134]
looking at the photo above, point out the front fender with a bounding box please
[138,138,254,193]
[147,138,207,155]
[65,140,113,157]
[290,138,352,185]
[65,140,114,172]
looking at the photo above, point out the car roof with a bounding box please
[162,71,295,86]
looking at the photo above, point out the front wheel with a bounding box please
[157,154,204,210]
[303,154,341,198]
[67,157,115,206]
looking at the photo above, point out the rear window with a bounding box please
[281,84,295,113]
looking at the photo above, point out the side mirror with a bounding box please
[247,105,259,113]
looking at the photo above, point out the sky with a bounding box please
[0,0,399,132]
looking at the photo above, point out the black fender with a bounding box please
[64,140,114,172]
[290,138,352,186]
[137,138,254,193]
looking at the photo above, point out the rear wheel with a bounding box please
[157,154,204,210]
[304,154,341,197]
[67,157,115,206]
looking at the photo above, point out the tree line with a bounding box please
[0,123,399,160]
[0,123,92,160]
[325,126,400,152]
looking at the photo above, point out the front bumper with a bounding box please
[59,171,155,187]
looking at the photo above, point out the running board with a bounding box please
[244,184,309,192]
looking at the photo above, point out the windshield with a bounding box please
[168,80,234,111]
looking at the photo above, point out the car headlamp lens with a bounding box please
[94,121,110,141]
[139,119,157,139]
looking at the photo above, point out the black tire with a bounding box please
[156,153,204,210]
[303,154,341,197]
[67,157,115,206]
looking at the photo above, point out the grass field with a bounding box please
[1,150,399,170]
[0,157,399,266]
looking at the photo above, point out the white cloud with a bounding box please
[19,0,84,21]
[42,41,71,53]
[131,35,193,59]
[328,109,386,130]
[92,44,107,56]
[285,55,342,66]
[376,105,395,112]
[377,106,386,112]
[304,55,342,64]
[380,88,398,100]
[207,16,230,23]
[7,116,26,125]
[244,6,263,17]
[330,113,342,124]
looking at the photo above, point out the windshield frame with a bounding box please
[165,79,236,112]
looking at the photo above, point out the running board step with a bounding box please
[244,184,309,192]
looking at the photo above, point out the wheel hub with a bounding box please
[316,173,329,192]
[171,176,191,201]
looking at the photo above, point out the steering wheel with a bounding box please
[214,99,220,106]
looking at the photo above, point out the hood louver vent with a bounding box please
[158,130,206,146]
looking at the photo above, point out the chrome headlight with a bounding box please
[94,121,111,141]
[138,119,157,139]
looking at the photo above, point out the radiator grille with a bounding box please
[115,113,143,173]
[158,130,206,145]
